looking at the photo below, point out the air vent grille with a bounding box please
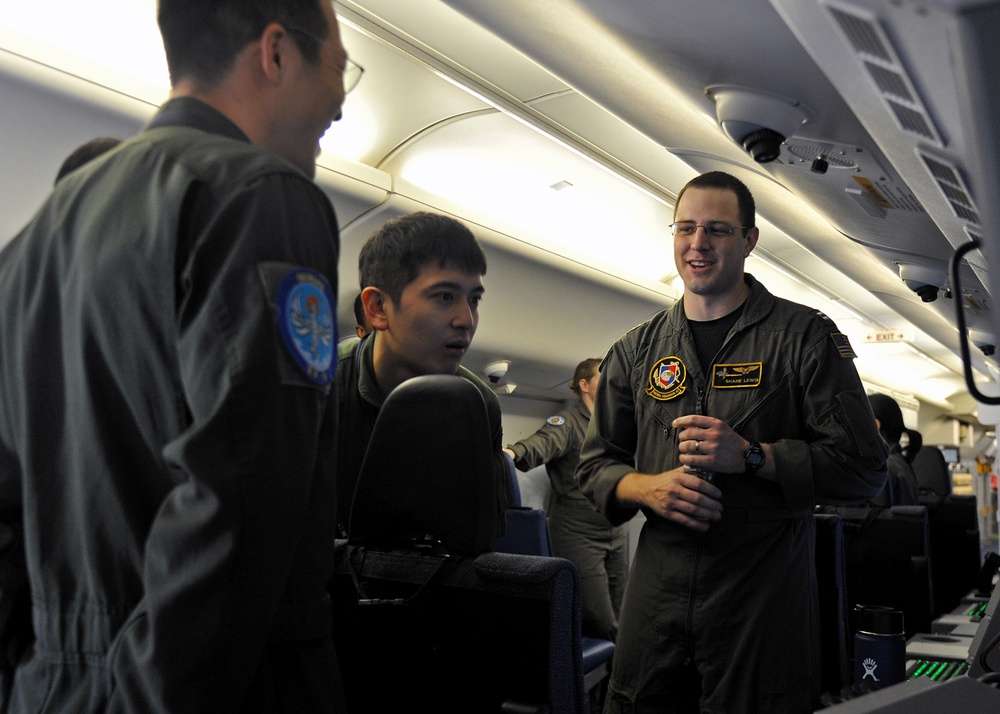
[785,141,858,169]
[863,62,913,102]
[918,151,980,225]
[823,2,943,147]
[887,101,936,142]
[828,7,891,61]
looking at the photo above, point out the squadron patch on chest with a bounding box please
[275,268,336,386]
[712,362,762,389]
[546,415,566,426]
[646,356,687,401]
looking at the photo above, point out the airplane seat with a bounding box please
[814,513,850,699]
[347,374,499,555]
[494,455,614,712]
[503,450,523,506]
[496,452,553,556]
[912,446,952,501]
[332,375,588,713]
[825,505,934,639]
[924,494,981,616]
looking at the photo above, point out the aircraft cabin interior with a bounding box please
[2,0,1000,711]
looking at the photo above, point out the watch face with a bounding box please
[746,444,765,468]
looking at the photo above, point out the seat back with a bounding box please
[337,376,586,712]
[330,543,586,713]
[912,446,952,499]
[814,513,850,698]
[835,505,934,639]
[348,374,498,556]
[925,494,982,616]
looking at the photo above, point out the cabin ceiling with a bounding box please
[1,0,997,413]
[334,0,997,407]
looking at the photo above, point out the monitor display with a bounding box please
[940,446,960,464]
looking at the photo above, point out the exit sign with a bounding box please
[864,330,912,343]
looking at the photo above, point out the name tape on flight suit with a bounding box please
[712,362,762,388]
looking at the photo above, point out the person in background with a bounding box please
[577,171,887,713]
[353,291,373,338]
[54,137,123,184]
[868,393,920,506]
[335,211,511,534]
[0,0,357,710]
[504,357,627,642]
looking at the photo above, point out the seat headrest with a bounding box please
[348,374,497,555]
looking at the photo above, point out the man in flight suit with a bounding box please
[335,212,511,536]
[578,171,888,713]
[0,1,354,710]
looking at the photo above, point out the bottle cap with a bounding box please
[855,605,904,635]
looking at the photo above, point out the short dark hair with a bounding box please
[157,0,328,87]
[353,292,366,327]
[674,171,756,233]
[358,212,487,305]
[868,393,905,445]
[569,358,601,395]
[55,137,122,184]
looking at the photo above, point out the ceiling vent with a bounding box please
[784,140,859,170]
[918,151,980,225]
[823,1,943,147]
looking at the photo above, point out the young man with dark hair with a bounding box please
[578,171,888,712]
[336,211,511,533]
[0,1,357,710]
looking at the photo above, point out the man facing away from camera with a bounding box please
[0,0,360,710]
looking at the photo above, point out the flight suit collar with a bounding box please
[355,331,386,409]
[147,96,251,144]
[670,273,776,335]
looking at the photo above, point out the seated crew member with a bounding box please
[336,292,372,361]
[868,393,920,506]
[504,357,627,642]
[54,137,123,184]
[353,291,373,338]
[335,211,512,533]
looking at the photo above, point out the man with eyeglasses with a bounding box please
[578,171,887,712]
[0,1,359,711]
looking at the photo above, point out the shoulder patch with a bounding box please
[830,332,857,359]
[646,356,687,401]
[275,268,337,385]
[546,415,566,426]
[812,309,836,327]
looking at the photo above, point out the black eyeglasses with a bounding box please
[285,26,364,94]
[669,222,748,238]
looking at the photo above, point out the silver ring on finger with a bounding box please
[694,440,700,454]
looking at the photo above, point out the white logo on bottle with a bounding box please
[862,657,879,682]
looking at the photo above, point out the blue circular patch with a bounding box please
[546,415,566,426]
[275,269,336,386]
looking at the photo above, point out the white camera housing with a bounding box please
[483,360,510,384]
[709,86,808,163]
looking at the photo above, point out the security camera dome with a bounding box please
[741,128,786,163]
[709,86,808,165]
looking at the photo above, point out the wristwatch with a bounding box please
[744,440,765,474]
